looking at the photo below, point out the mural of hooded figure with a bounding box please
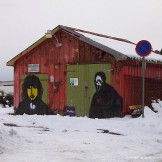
[89,71,123,118]
[16,75,53,115]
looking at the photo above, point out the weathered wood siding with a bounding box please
[14,30,117,112]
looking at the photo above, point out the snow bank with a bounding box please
[0,102,162,162]
[0,86,13,94]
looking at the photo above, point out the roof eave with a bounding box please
[6,25,62,66]
[7,25,128,66]
[60,25,128,60]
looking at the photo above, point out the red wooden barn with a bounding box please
[7,25,162,117]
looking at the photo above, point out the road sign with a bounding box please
[135,40,152,57]
[135,40,152,118]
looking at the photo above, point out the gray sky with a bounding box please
[1,0,162,81]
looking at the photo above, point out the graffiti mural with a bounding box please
[16,75,53,115]
[89,71,123,118]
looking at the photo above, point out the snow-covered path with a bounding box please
[0,106,162,162]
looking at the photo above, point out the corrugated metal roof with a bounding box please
[6,25,130,66]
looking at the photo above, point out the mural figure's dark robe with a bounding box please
[16,97,53,115]
[89,72,123,118]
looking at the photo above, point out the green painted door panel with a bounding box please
[67,64,111,117]
[67,65,85,116]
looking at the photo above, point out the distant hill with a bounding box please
[0,81,13,86]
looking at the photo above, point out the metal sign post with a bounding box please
[142,56,146,118]
[135,40,152,118]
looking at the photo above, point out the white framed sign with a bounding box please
[28,64,40,72]
[70,78,78,86]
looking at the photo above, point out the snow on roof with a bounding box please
[78,32,162,62]
[7,25,162,66]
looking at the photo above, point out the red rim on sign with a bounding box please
[135,40,152,57]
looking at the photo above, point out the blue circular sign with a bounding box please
[135,40,152,57]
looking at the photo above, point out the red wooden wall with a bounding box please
[13,29,162,115]
[13,30,116,112]
[120,60,162,113]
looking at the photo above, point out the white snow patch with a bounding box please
[78,32,162,62]
[0,105,162,162]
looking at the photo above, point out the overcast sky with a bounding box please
[0,0,162,81]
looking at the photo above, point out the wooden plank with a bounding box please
[129,105,142,110]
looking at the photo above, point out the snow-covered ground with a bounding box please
[0,102,162,162]
[0,86,13,94]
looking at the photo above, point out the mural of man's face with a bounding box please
[95,75,103,92]
[27,86,38,100]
